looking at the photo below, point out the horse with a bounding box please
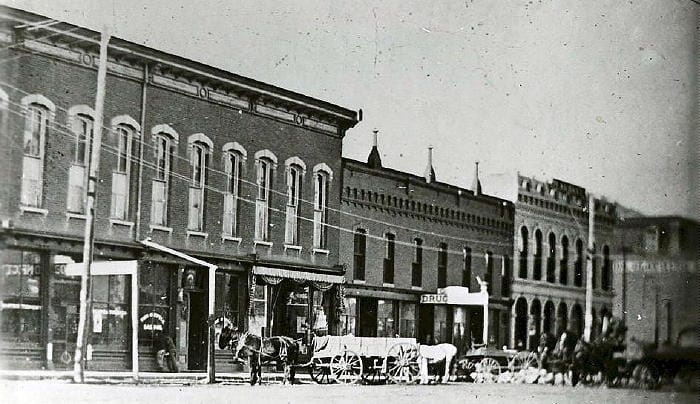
[418,343,458,384]
[218,325,300,386]
[539,330,578,385]
[571,317,627,387]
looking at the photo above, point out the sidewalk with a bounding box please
[0,369,314,385]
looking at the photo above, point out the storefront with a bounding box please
[341,288,420,339]
[420,286,489,354]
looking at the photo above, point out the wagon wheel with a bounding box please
[632,364,658,390]
[361,359,386,385]
[309,357,332,384]
[457,359,477,382]
[477,357,501,383]
[509,351,540,373]
[330,350,363,384]
[385,343,420,384]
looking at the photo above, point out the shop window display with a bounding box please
[0,250,42,343]
[377,300,395,337]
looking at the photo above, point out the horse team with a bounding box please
[217,316,627,386]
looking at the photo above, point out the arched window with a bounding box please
[353,228,367,281]
[412,238,423,287]
[67,105,95,214]
[547,232,556,283]
[313,163,332,249]
[254,150,277,241]
[533,229,543,280]
[485,251,494,293]
[187,134,212,231]
[602,245,611,291]
[384,233,396,284]
[574,239,584,287]
[437,243,448,288]
[560,236,569,285]
[110,116,140,220]
[20,94,54,209]
[518,226,529,278]
[462,246,472,288]
[150,124,178,226]
[285,157,306,245]
[222,143,246,237]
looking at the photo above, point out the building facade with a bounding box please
[613,216,699,358]
[0,7,359,374]
[511,175,617,350]
[339,137,515,353]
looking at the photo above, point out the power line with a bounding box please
[2,102,619,267]
[0,78,514,249]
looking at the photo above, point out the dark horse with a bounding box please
[539,330,579,385]
[571,317,627,387]
[218,325,300,385]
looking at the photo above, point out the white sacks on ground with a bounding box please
[524,368,540,384]
[498,371,513,384]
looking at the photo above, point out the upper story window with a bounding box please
[222,142,246,237]
[67,106,95,214]
[462,246,472,288]
[110,116,140,221]
[313,163,333,249]
[353,228,367,281]
[383,233,395,284]
[412,238,423,287]
[437,243,448,288]
[20,94,54,209]
[285,157,306,245]
[254,150,277,241]
[485,251,494,294]
[150,124,178,227]
[187,134,213,232]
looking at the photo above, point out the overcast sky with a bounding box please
[7,0,698,219]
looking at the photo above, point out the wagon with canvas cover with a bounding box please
[308,335,420,384]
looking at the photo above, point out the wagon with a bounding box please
[457,346,539,383]
[307,335,420,384]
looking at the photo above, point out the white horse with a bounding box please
[418,343,458,384]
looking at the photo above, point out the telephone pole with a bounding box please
[583,194,595,342]
[74,29,110,383]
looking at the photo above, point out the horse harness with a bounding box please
[233,332,292,363]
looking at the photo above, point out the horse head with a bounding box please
[218,324,240,350]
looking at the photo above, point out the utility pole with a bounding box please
[583,194,595,342]
[74,29,110,383]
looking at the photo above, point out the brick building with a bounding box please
[613,216,699,358]
[511,175,617,350]
[0,7,359,374]
[338,133,515,352]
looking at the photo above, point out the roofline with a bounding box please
[0,6,361,127]
[342,157,514,207]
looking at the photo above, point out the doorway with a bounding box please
[187,291,207,371]
[418,305,434,344]
[358,298,377,337]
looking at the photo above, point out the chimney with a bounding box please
[425,146,436,183]
[472,161,482,196]
[367,129,382,169]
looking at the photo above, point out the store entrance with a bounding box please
[186,291,207,371]
[418,305,434,344]
[358,298,377,337]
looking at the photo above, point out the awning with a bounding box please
[253,266,344,284]
[141,239,217,270]
[420,286,488,306]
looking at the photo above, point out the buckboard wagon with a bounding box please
[306,335,420,384]
[457,347,540,383]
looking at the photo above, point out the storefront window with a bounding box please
[341,297,356,335]
[377,300,395,337]
[138,264,171,347]
[311,288,329,336]
[434,306,448,344]
[453,307,467,352]
[0,250,42,343]
[50,255,80,367]
[91,275,129,350]
[249,284,267,336]
[399,302,416,338]
[285,284,308,339]
[214,273,240,329]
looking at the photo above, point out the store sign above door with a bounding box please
[420,286,488,306]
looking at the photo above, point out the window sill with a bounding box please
[353,279,366,284]
[149,224,173,234]
[284,244,303,251]
[411,286,423,291]
[19,206,48,216]
[253,240,273,247]
[186,230,208,239]
[312,248,330,255]
[109,219,134,228]
[382,283,395,288]
[221,235,242,244]
[66,212,87,220]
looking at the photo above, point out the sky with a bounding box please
[6,0,698,219]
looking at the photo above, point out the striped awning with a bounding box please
[253,266,344,284]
